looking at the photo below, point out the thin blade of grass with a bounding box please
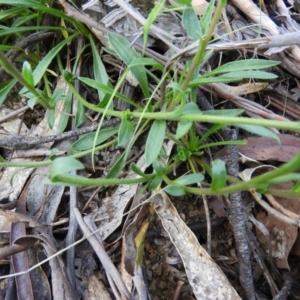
[20,33,78,94]
[145,120,166,166]
[108,32,150,98]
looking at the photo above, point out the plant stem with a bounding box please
[185,150,300,195]
[181,0,227,90]
[71,87,300,130]
[0,139,117,168]
[53,174,150,186]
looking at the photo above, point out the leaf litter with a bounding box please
[2,0,300,299]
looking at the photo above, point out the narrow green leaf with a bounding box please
[182,102,202,115]
[145,120,166,166]
[118,118,134,146]
[50,157,84,180]
[205,59,280,76]
[198,130,231,149]
[265,173,300,185]
[75,101,86,127]
[143,0,165,52]
[71,127,118,152]
[176,102,202,139]
[149,175,163,190]
[108,32,149,98]
[63,70,75,83]
[174,0,191,4]
[107,118,149,178]
[13,14,37,28]
[198,140,247,150]
[0,79,17,106]
[292,181,300,192]
[0,1,88,31]
[47,109,55,129]
[22,61,34,87]
[0,0,41,6]
[51,88,65,104]
[153,160,165,177]
[211,159,226,191]
[182,7,201,40]
[200,0,215,34]
[130,162,149,178]
[190,70,277,85]
[164,185,186,196]
[56,88,72,134]
[176,120,193,139]
[0,7,27,20]
[189,76,240,86]
[28,97,36,108]
[89,35,109,101]
[218,71,277,79]
[0,26,71,37]
[20,33,78,94]
[173,173,204,186]
[237,124,280,144]
[105,151,127,179]
[79,77,138,108]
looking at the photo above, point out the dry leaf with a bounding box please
[83,273,112,300]
[238,134,300,162]
[223,82,268,95]
[152,191,240,300]
[239,165,276,182]
[255,182,300,269]
[0,209,43,227]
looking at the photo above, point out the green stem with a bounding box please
[67,80,300,130]
[181,0,226,90]
[53,174,150,186]
[185,151,300,195]
[53,163,176,186]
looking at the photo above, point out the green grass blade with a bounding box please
[182,6,201,40]
[79,76,139,108]
[50,157,84,180]
[237,124,280,144]
[173,173,204,186]
[200,0,216,35]
[20,33,78,94]
[143,0,165,52]
[118,118,134,146]
[56,88,72,134]
[89,35,109,101]
[211,159,227,191]
[0,7,28,20]
[145,120,166,166]
[205,59,280,76]
[0,79,17,106]
[217,71,278,79]
[0,0,40,5]
[0,26,73,37]
[108,32,150,98]
[70,127,119,152]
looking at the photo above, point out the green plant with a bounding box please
[1,0,300,200]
